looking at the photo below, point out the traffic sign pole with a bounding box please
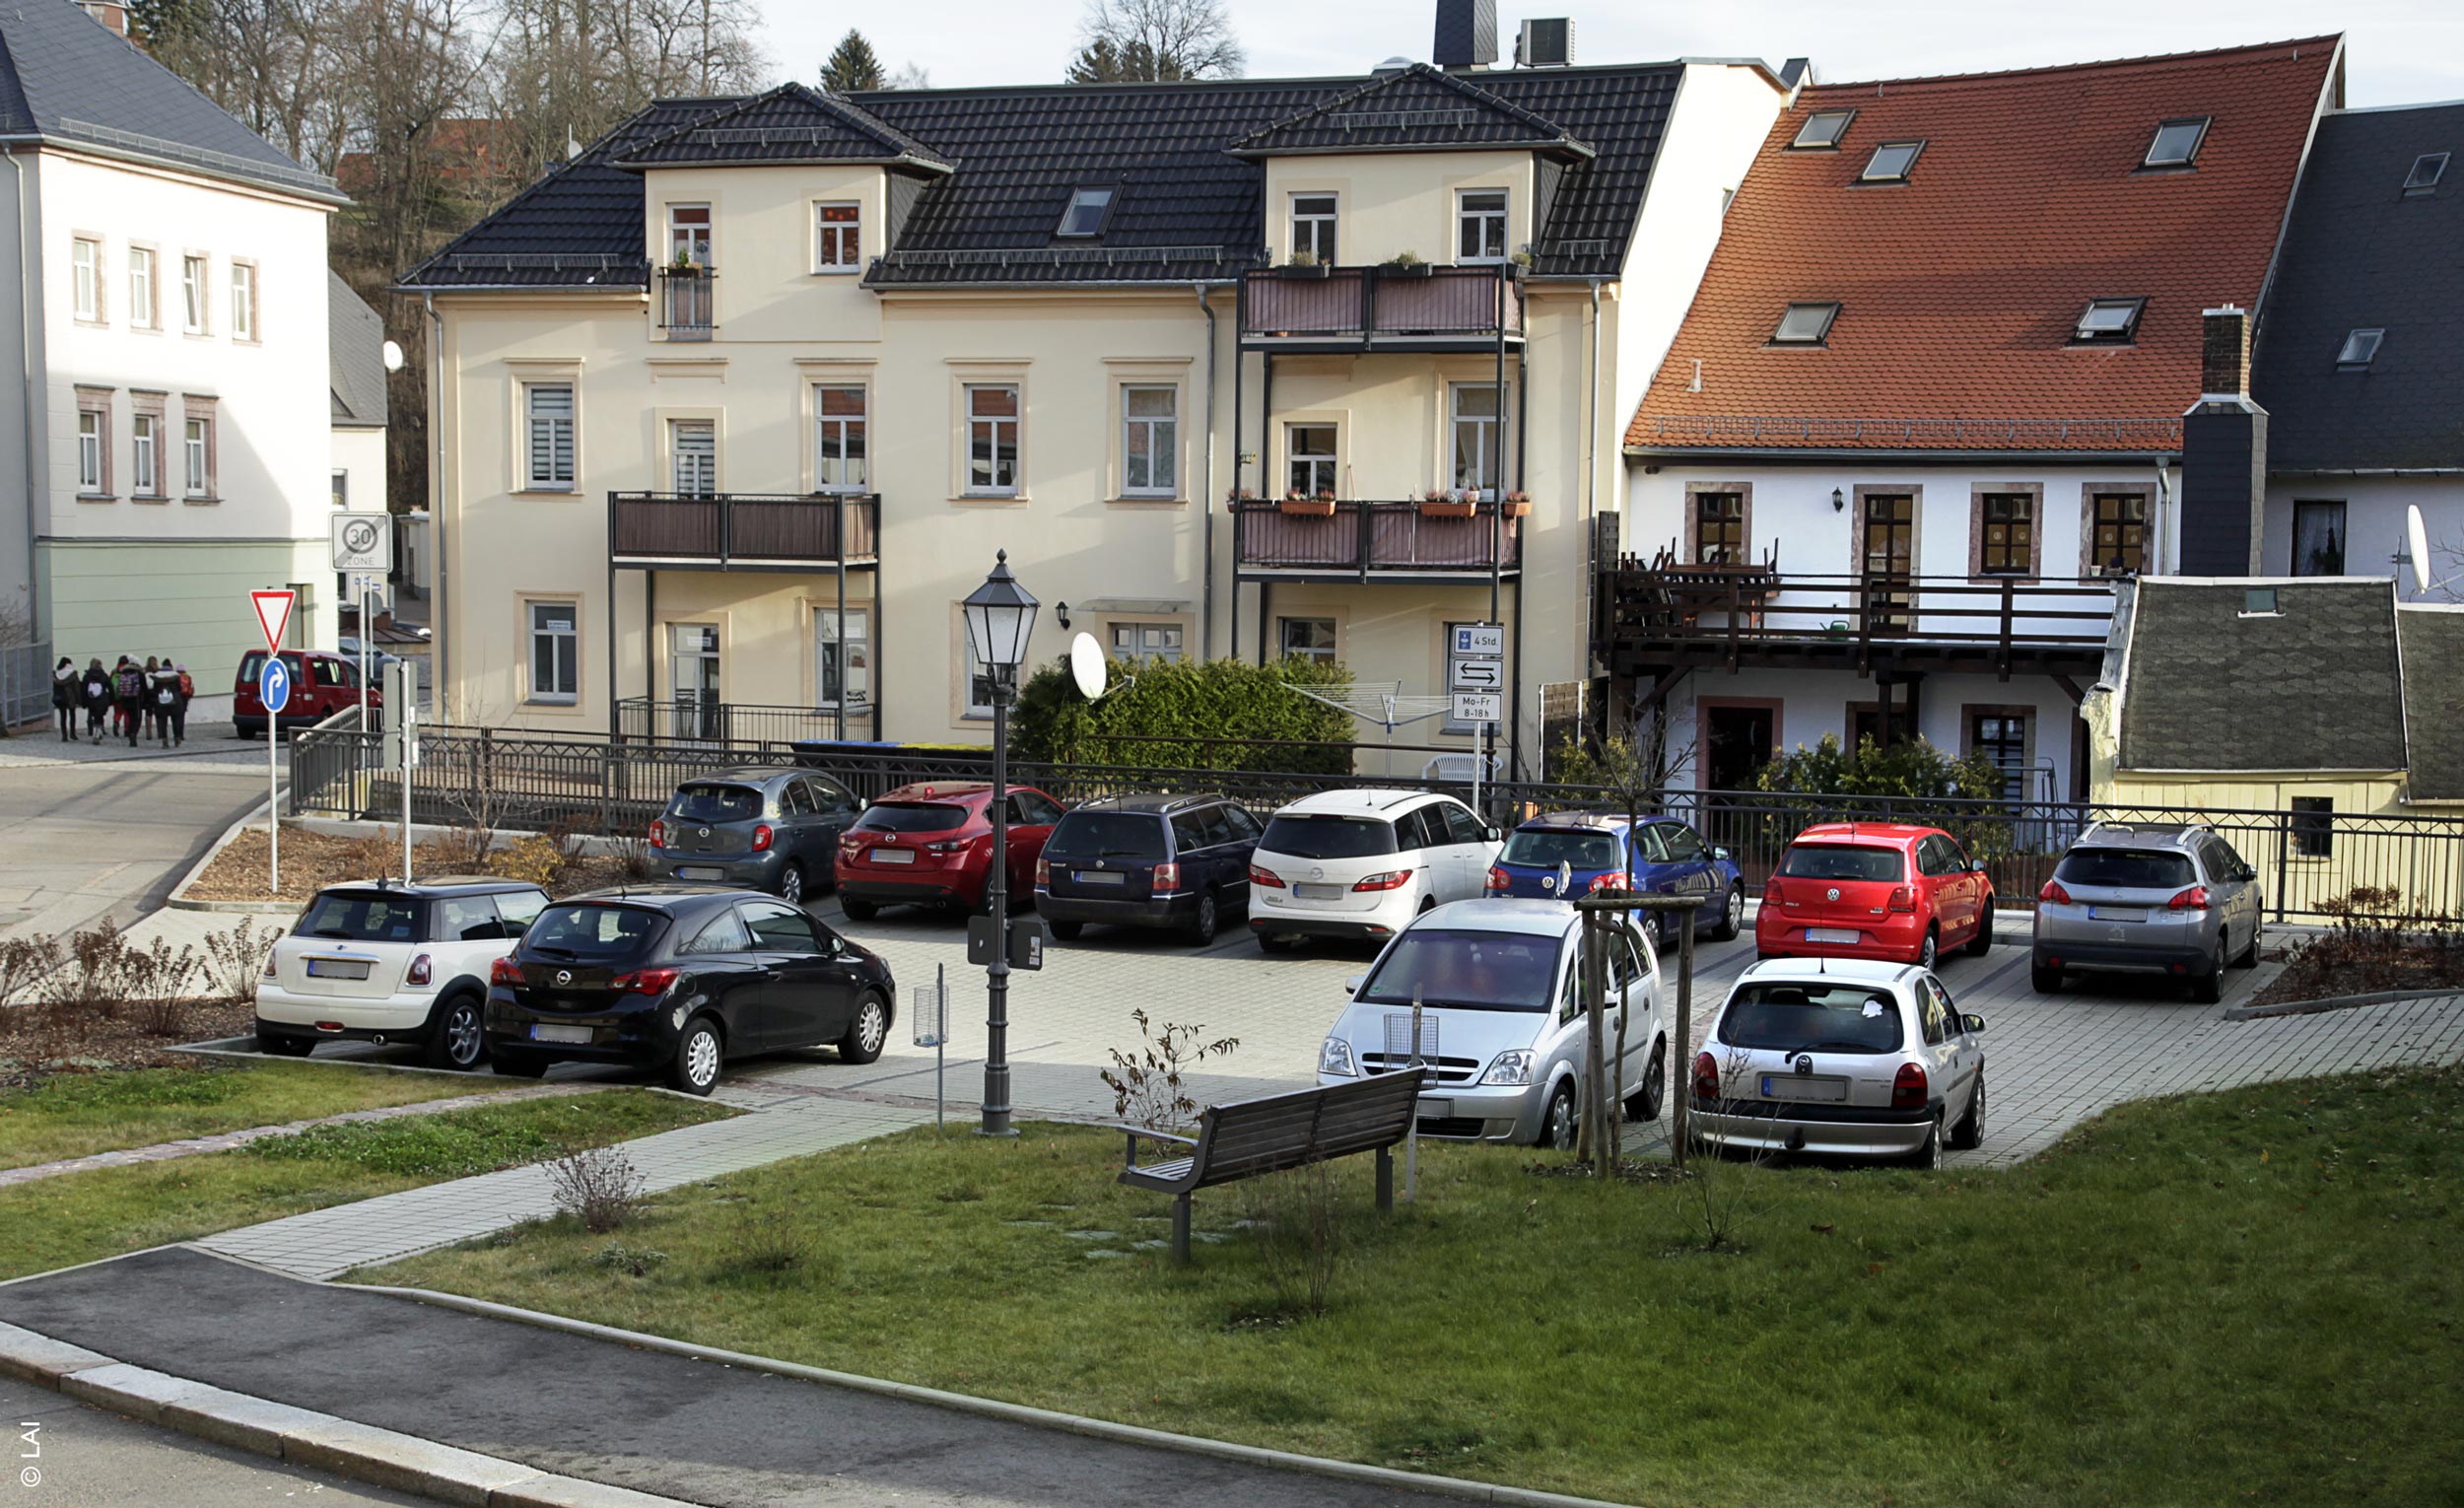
[250,591,296,898]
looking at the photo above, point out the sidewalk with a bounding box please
[0,720,284,771]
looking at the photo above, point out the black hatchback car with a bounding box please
[485,885,894,1095]
[1033,792,1263,944]
[649,768,862,905]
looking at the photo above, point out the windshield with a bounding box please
[523,905,666,963]
[1719,983,1906,1054]
[1045,812,1168,860]
[1501,828,1619,871]
[1358,928,1562,1012]
[852,802,970,834]
[2055,848,2195,890]
[1261,814,1395,860]
[668,784,764,823]
[298,892,426,943]
[1780,844,1905,883]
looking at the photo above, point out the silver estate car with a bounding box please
[1691,958,1986,1170]
[2032,824,2262,1002]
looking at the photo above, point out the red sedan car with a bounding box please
[834,782,1064,921]
[1754,823,1995,969]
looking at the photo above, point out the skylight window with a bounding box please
[2404,152,2448,194]
[1771,303,1839,345]
[1790,109,1854,150]
[1057,187,1116,239]
[2074,298,2146,343]
[1859,141,1924,182]
[2337,328,2384,368]
[2143,117,2210,169]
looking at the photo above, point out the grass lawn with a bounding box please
[0,1088,731,1281]
[372,1066,2463,1508]
[0,1060,530,1171]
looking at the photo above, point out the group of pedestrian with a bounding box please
[51,654,192,748]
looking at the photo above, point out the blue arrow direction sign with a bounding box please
[259,656,292,716]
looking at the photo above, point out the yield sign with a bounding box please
[250,589,296,656]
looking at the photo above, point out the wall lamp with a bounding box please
[1831,487,1846,513]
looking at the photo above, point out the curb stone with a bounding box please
[2224,986,2462,1021]
[164,791,300,915]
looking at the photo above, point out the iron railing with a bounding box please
[1234,500,1523,577]
[610,492,879,570]
[613,696,873,747]
[0,641,54,728]
[1240,264,1524,346]
[658,268,714,337]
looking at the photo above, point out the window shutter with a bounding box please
[673,420,715,495]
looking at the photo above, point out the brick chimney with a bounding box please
[2179,305,2267,576]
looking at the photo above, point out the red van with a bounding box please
[1754,823,1996,969]
[234,650,381,738]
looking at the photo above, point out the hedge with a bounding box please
[1008,654,1357,775]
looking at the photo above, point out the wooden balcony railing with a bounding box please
[1233,500,1523,578]
[1239,265,1524,347]
[609,492,879,570]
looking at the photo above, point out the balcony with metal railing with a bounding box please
[1232,499,1523,582]
[1238,264,1524,352]
[608,492,879,573]
[658,267,714,339]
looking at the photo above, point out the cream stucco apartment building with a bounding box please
[1,0,351,674]
[408,7,1785,775]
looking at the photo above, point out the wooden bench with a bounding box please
[1114,1068,1429,1261]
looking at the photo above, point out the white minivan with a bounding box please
[1316,899,1667,1147]
[1248,789,1502,951]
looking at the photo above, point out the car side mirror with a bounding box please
[1962,1013,1986,1035]
[1714,847,1733,861]
[1482,826,1501,843]
[1344,975,1365,996]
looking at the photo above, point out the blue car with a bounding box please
[1483,812,1745,944]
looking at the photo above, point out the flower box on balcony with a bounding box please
[1419,492,1477,519]
[1379,261,1435,280]
[1501,493,1533,518]
[1271,262,1333,280]
[1279,494,1336,517]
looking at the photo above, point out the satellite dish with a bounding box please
[2408,504,2433,592]
[1069,632,1108,701]
[381,339,405,374]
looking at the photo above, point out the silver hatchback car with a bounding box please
[2032,824,2262,1002]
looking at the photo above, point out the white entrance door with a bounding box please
[814,608,869,729]
[670,624,721,741]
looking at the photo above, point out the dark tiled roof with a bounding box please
[2117,578,2404,772]
[0,0,339,202]
[1630,36,2342,454]
[1226,64,1591,160]
[404,62,1696,289]
[616,83,948,171]
[2254,103,2464,472]
[2397,607,2464,799]
[329,271,388,428]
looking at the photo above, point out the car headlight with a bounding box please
[1319,1036,1357,1076]
[1479,1050,1536,1087]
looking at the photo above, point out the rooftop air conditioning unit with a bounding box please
[1516,18,1574,68]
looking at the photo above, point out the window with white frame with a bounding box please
[1122,384,1177,497]
[182,416,211,496]
[73,239,101,320]
[1279,617,1336,665]
[814,607,869,711]
[1456,189,1509,263]
[1109,621,1184,663]
[181,254,207,333]
[527,600,579,704]
[966,383,1020,495]
[670,419,716,497]
[964,634,998,717]
[1450,383,1503,497]
[815,385,867,491]
[131,414,158,495]
[523,382,575,490]
[814,202,860,271]
[76,408,104,493]
[1289,193,1336,263]
[1285,423,1335,498]
[666,204,712,267]
[128,248,155,329]
[231,262,257,341]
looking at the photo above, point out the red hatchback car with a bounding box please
[1754,823,1995,969]
[833,782,1065,921]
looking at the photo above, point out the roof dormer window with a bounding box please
[1058,187,1116,239]
[2142,117,2209,169]
[1858,140,1924,182]
[2337,328,2383,368]
[2403,152,2448,195]
[2073,298,2146,344]
[1771,302,1839,345]
[1790,109,1854,150]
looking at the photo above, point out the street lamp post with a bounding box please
[962,551,1039,1138]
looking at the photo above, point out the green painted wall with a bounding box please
[39,538,336,680]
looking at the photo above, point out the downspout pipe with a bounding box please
[7,147,43,644]
[1196,282,1216,661]
[423,292,446,709]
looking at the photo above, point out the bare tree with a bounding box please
[883,61,932,90]
[1071,0,1243,82]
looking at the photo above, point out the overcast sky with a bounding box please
[774,0,2461,108]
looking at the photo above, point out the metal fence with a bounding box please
[0,641,54,728]
[286,722,2464,923]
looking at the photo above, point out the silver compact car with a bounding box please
[1315,900,1665,1148]
[2032,824,2262,1002]
[1690,959,1985,1170]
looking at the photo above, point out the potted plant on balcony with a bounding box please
[1379,249,1434,279]
[1419,487,1476,519]
[1501,490,1533,517]
[1273,249,1333,280]
[666,250,704,277]
[1280,488,1336,518]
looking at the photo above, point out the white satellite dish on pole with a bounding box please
[1069,631,1111,701]
[2404,504,2464,596]
[381,339,405,374]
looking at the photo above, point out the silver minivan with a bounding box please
[2032,824,2262,1002]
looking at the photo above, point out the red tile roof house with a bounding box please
[1609,36,2344,801]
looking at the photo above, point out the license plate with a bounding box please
[870,848,915,864]
[306,959,370,980]
[676,866,723,882]
[1760,1074,1848,1102]
[530,1023,592,1045]
[1415,1097,1454,1120]
[1074,871,1127,886]
[1806,927,1861,945]
[1294,883,1346,901]
[2088,906,2147,923]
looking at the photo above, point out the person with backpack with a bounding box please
[140,656,162,744]
[170,663,194,746]
[149,656,179,747]
[51,657,76,741]
[111,657,146,748]
[81,659,109,741]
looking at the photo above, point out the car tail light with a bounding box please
[925,837,971,855]
[2167,885,2211,911]
[1486,865,1510,891]
[610,967,680,995]
[1891,1062,1929,1111]
[2040,879,2072,905]
[1887,886,1917,914]
[1691,1052,1719,1101]
[262,951,280,979]
[649,819,666,850]
[1588,872,1622,893]
[490,957,520,987]
[1764,878,1786,906]
[1249,863,1285,889]
[1152,861,1181,894]
[1035,857,1050,886]
[751,824,775,853]
[406,954,433,987]
[1352,869,1413,893]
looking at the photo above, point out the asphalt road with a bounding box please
[0,761,266,940]
[0,1373,427,1507]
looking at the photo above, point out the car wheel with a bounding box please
[1048,920,1083,941]
[1542,1078,1579,1151]
[1710,883,1744,942]
[1186,890,1219,945]
[840,992,889,1065]
[1950,1072,1985,1150]
[492,1047,549,1079]
[255,1030,313,1058]
[1965,898,1994,956]
[422,994,487,1070]
[1624,1036,1667,1123]
[839,897,877,923]
[778,862,806,906]
[668,1016,723,1095]
[2030,962,2064,994]
[1916,926,1939,970]
[2232,922,2261,969]
[1908,1117,1945,1171]
[2191,940,2226,1005]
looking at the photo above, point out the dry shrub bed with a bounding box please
[186,823,649,904]
[0,919,279,1086]
[2253,886,2464,1007]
